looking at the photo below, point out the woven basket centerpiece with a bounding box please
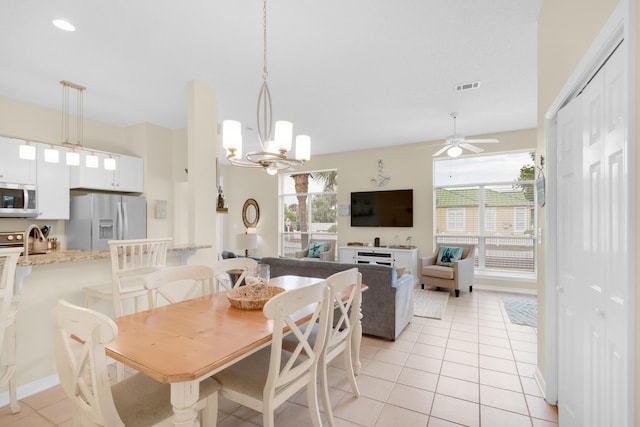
[226,285,285,310]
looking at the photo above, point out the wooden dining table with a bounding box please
[105,274,364,427]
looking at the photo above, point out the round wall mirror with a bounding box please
[242,198,260,228]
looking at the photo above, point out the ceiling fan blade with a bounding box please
[432,145,450,157]
[416,142,446,150]
[464,138,499,144]
[460,143,484,153]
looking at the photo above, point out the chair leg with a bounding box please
[319,359,336,427]
[116,362,125,382]
[469,285,473,293]
[455,289,460,297]
[306,368,323,427]
[343,345,360,397]
[7,322,19,414]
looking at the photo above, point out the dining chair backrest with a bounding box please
[52,300,123,426]
[0,248,21,352]
[211,257,259,292]
[262,280,331,397]
[0,247,22,413]
[144,264,215,308]
[109,238,171,287]
[325,268,362,355]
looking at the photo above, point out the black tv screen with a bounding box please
[350,189,413,227]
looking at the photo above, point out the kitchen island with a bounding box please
[3,243,213,408]
[17,243,209,266]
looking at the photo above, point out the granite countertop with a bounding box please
[17,244,211,267]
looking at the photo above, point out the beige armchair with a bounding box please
[420,243,475,297]
[295,239,336,261]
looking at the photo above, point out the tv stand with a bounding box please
[339,246,418,285]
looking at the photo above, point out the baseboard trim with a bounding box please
[0,374,60,408]
[473,284,537,295]
[534,366,557,405]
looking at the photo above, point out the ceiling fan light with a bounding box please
[447,146,462,158]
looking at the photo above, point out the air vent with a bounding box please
[455,81,482,92]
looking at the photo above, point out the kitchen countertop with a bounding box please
[17,244,212,267]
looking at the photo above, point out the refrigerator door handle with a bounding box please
[122,202,129,239]
[116,201,124,240]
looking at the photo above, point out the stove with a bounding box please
[0,232,26,252]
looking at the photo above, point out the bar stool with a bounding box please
[84,238,172,317]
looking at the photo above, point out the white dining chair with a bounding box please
[84,238,172,317]
[283,268,362,425]
[213,281,331,427]
[211,257,258,292]
[0,247,23,414]
[52,300,221,426]
[144,264,215,308]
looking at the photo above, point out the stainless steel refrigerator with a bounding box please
[66,193,147,251]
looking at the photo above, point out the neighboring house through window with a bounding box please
[434,151,537,276]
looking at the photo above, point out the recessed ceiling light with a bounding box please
[52,19,75,32]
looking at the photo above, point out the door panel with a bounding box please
[556,96,583,426]
[556,41,629,427]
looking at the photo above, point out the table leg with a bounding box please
[351,301,363,375]
[170,381,200,427]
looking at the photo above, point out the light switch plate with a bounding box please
[338,204,350,216]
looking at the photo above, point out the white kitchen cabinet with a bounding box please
[339,246,419,284]
[69,152,144,193]
[69,151,109,190]
[107,155,144,193]
[35,143,70,219]
[0,137,36,184]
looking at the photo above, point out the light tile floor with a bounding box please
[0,289,558,426]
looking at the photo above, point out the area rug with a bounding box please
[502,296,537,327]
[413,289,449,319]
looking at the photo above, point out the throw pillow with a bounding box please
[308,241,328,258]
[436,246,464,267]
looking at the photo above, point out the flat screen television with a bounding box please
[350,189,413,227]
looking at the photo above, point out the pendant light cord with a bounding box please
[263,0,268,81]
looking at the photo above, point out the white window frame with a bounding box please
[446,208,465,232]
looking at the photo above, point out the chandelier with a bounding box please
[222,0,310,175]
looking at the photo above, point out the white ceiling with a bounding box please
[0,0,542,157]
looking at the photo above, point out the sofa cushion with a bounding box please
[436,246,463,267]
[423,265,454,280]
[308,241,327,258]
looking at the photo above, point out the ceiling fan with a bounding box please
[431,112,499,157]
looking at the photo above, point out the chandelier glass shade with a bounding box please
[222,0,310,175]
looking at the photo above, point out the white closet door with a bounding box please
[600,41,628,427]
[556,95,583,427]
[556,41,629,427]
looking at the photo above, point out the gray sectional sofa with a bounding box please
[261,257,415,340]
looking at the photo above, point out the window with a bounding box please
[446,208,465,232]
[434,152,537,275]
[485,207,497,232]
[514,207,529,232]
[279,170,337,258]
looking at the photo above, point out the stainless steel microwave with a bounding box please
[0,183,37,217]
